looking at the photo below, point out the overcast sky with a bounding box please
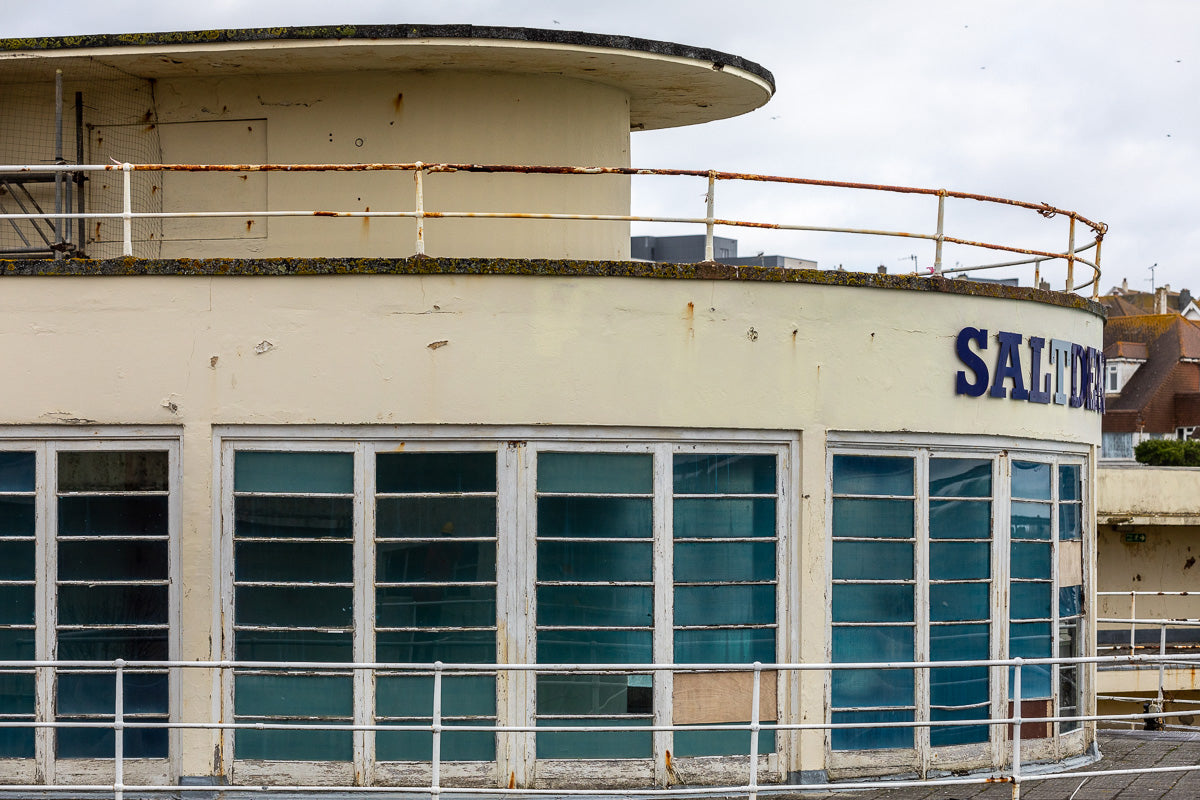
[8,1,1198,295]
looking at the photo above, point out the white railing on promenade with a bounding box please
[0,162,1106,296]
[1,653,1198,800]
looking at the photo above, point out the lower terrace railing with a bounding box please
[2,655,1200,800]
[0,162,1106,295]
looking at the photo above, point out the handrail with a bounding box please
[0,161,1106,296]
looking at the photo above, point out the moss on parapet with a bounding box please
[0,256,1106,317]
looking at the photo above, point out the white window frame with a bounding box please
[825,433,1090,776]
[214,425,796,787]
[0,428,181,787]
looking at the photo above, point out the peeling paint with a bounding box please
[427,340,449,350]
[253,340,275,354]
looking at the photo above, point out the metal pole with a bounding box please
[704,171,716,262]
[1011,659,1022,800]
[1092,238,1103,299]
[54,69,64,260]
[1130,592,1137,655]
[74,91,84,254]
[1066,216,1076,292]
[1158,624,1167,707]
[122,164,133,256]
[114,660,125,800]
[933,191,945,274]
[431,661,442,800]
[414,163,426,256]
[749,662,761,800]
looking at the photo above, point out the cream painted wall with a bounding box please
[0,272,1101,778]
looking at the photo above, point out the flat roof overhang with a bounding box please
[0,24,775,132]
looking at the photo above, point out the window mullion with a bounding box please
[651,443,672,787]
[914,451,930,769]
[34,442,53,782]
[354,443,374,784]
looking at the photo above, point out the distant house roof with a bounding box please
[1104,313,1200,433]
[1105,341,1148,360]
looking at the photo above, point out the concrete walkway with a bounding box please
[832,730,1200,799]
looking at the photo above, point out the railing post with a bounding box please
[114,659,125,800]
[749,662,761,800]
[1065,215,1076,292]
[1011,658,1021,800]
[54,69,64,260]
[1130,592,1137,655]
[933,191,945,275]
[1158,623,1167,708]
[414,163,426,256]
[1091,237,1103,299]
[704,170,716,262]
[431,661,442,800]
[121,163,133,256]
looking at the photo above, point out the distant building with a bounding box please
[631,234,817,269]
[1101,281,1200,321]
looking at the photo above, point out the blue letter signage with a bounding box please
[954,327,1104,413]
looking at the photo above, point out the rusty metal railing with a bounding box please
[0,161,1106,295]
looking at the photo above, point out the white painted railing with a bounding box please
[3,653,1200,799]
[0,162,1106,295]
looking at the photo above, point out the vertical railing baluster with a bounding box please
[749,662,761,800]
[121,164,133,256]
[431,661,443,800]
[1011,659,1021,800]
[414,163,426,256]
[933,191,945,275]
[1065,216,1076,292]
[114,659,125,800]
[704,170,716,262]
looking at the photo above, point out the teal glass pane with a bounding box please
[0,496,34,536]
[57,629,167,660]
[537,674,651,715]
[235,629,351,662]
[538,629,651,664]
[674,727,775,756]
[376,585,495,628]
[1009,622,1051,658]
[235,674,352,717]
[0,541,33,579]
[832,667,913,708]
[0,452,34,491]
[58,719,167,759]
[1011,461,1051,500]
[1059,503,1081,541]
[376,540,496,583]
[1008,664,1052,699]
[1011,582,1052,620]
[236,586,351,628]
[234,725,352,761]
[930,667,988,707]
[536,718,651,759]
[1059,464,1081,501]
[1011,501,1051,540]
[536,541,651,582]
[930,583,989,622]
[58,540,168,581]
[0,628,35,659]
[538,585,651,628]
[930,542,989,581]
[831,709,913,750]
[234,451,353,494]
[832,541,912,580]
[58,671,167,715]
[235,496,352,539]
[377,721,495,761]
[0,585,33,628]
[674,541,775,582]
[58,496,167,536]
[930,458,992,498]
[1011,542,1051,579]
[58,451,168,492]
[832,584,913,623]
[377,496,497,539]
[673,454,775,494]
[377,675,496,717]
[0,672,34,714]
[0,728,33,758]
[57,584,166,625]
[929,500,991,539]
[675,585,775,626]
[537,496,650,538]
[376,630,495,664]
[930,623,989,661]
[930,705,990,746]
[832,498,912,539]
[376,452,496,493]
[831,455,913,496]
[236,540,352,583]
[833,625,913,663]
[1059,585,1082,617]
[673,498,775,538]
[674,628,775,664]
[536,453,651,494]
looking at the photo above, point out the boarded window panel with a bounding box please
[58,496,168,537]
[672,671,777,724]
[831,455,913,496]
[538,496,652,539]
[674,628,775,664]
[673,497,775,538]
[536,452,652,494]
[831,541,913,581]
[832,584,913,624]
[235,496,353,539]
[831,709,913,750]
[929,458,992,498]
[537,585,651,628]
[377,497,497,540]
[58,451,168,492]
[672,454,775,494]
[234,451,353,494]
[376,452,496,494]
[832,498,913,539]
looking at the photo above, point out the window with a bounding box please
[829,444,1086,755]
[220,434,789,773]
[0,440,177,765]
[1106,363,1120,393]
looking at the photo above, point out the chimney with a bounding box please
[877,265,887,274]
[1155,286,1169,314]
[1181,288,1193,310]
[1121,278,1128,293]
